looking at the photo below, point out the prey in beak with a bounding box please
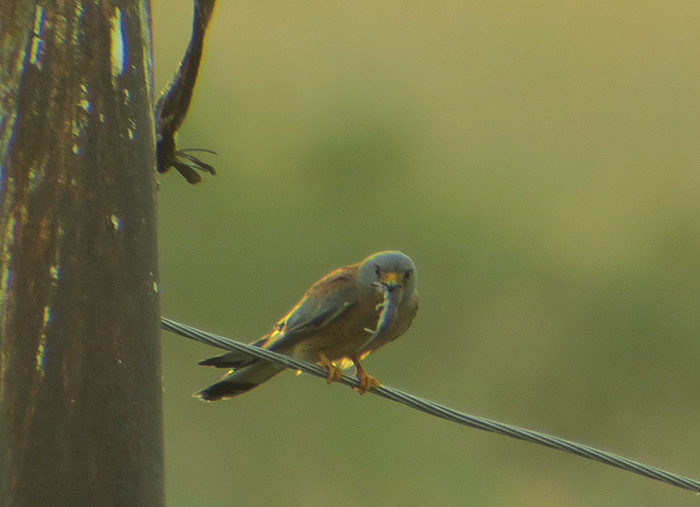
[365,270,404,338]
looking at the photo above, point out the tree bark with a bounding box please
[0,1,163,505]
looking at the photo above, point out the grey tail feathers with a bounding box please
[196,361,286,401]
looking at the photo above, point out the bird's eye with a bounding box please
[404,270,413,280]
[375,265,382,276]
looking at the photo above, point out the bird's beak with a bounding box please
[380,272,403,293]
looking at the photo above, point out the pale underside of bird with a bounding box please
[196,250,419,401]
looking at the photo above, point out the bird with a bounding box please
[196,250,419,401]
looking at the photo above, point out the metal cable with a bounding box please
[161,316,700,494]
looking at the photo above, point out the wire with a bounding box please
[161,316,700,495]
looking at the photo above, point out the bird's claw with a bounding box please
[352,356,380,394]
[318,351,342,384]
[354,370,380,394]
[325,363,342,384]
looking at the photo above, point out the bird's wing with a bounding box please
[262,263,360,351]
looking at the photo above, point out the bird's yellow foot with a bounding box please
[326,364,342,384]
[318,351,342,384]
[351,356,380,394]
[355,371,380,394]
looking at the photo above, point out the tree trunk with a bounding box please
[0,1,163,505]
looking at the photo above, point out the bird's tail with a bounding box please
[198,350,256,369]
[195,361,286,401]
[197,335,270,369]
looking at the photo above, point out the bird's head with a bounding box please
[357,250,417,298]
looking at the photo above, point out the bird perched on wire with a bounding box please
[196,251,419,401]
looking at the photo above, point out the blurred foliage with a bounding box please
[155,1,700,506]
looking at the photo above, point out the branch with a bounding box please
[155,0,217,184]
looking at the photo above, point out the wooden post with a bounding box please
[0,1,163,505]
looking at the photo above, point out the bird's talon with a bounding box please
[319,351,342,384]
[325,364,342,384]
[354,370,380,394]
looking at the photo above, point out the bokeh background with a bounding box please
[154,2,700,506]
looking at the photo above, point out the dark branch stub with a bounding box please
[156,0,217,184]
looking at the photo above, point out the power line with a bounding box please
[161,316,700,495]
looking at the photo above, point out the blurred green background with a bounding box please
[154,2,700,506]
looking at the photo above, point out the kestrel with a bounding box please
[196,251,419,401]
